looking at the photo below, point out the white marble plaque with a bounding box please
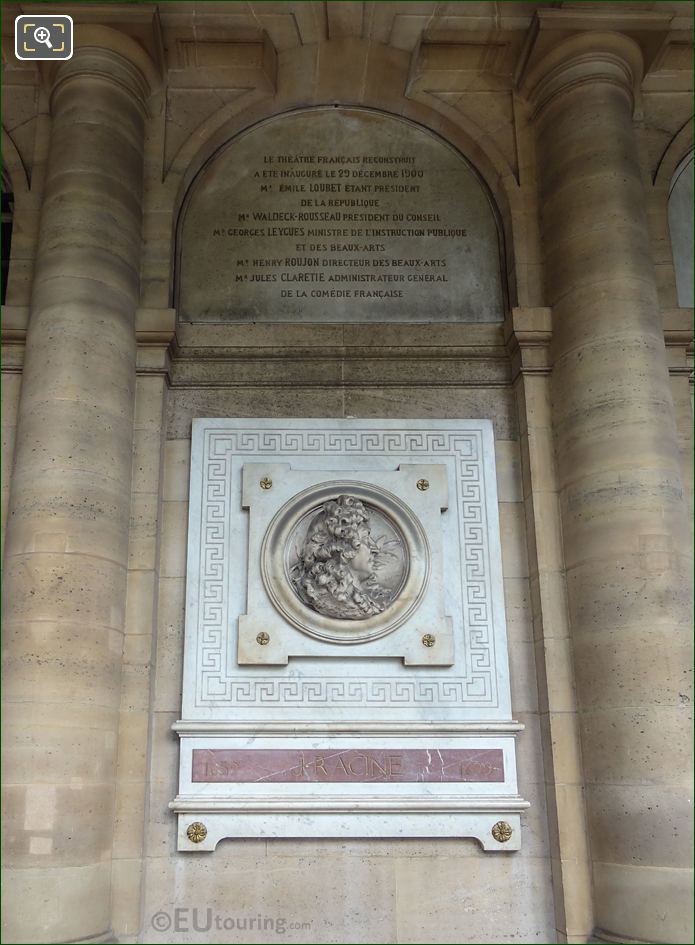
[172,419,528,848]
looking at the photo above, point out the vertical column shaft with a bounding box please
[530,35,694,945]
[2,39,151,945]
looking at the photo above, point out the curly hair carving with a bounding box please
[293,495,389,620]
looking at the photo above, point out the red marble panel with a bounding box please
[192,748,504,783]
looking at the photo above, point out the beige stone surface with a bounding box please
[669,369,695,526]
[165,387,346,440]
[510,320,592,939]
[0,371,22,562]
[571,625,693,710]
[1,32,154,945]
[124,570,158,638]
[392,855,554,944]
[152,576,186,713]
[2,617,124,707]
[3,781,115,867]
[498,501,530,579]
[534,637,577,715]
[494,439,523,503]
[532,32,694,945]
[503,577,533,646]
[162,440,191,502]
[2,4,693,944]
[111,857,144,938]
[111,372,168,937]
[342,388,519,440]
[2,701,118,784]
[586,783,694,870]
[159,501,189,579]
[579,705,692,786]
[127,494,160,571]
[509,639,539,714]
[592,861,694,945]
[136,846,556,944]
[142,851,398,944]
[552,853,594,939]
[1,861,113,944]
[514,711,546,791]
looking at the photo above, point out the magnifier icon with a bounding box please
[34,26,53,49]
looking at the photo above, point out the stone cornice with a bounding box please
[515,7,671,89]
[48,25,159,111]
[520,31,644,119]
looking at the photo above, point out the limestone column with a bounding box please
[526,34,694,945]
[1,29,155,944]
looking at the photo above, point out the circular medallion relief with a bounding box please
[261,482,430,644]
[287,495,407,620]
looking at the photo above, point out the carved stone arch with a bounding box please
[652,120,694,309]
[162,39,522,311]
[654,117,694,190]
[2,161,15,306]
[1,128,29,195]
[2,133,25,308]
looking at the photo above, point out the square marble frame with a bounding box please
[238,461,454,666]
[181,418,513,724]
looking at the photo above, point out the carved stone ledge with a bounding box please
[135,308,175,376]
[135,306,177,344]
[662,307,695,377]
[0,304,29,344]
[504,306,552,379]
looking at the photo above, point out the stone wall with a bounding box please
[130,370,555,944]
[1,4,693,944]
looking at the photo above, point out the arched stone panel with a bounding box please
[149,39,523,316]
[175,106,507,324]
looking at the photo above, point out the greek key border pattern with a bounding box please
[195,429,497,707]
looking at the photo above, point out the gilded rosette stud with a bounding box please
[491,821,513,843]
[186,822,208,844]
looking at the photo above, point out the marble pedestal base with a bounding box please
[174,812,525,851]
